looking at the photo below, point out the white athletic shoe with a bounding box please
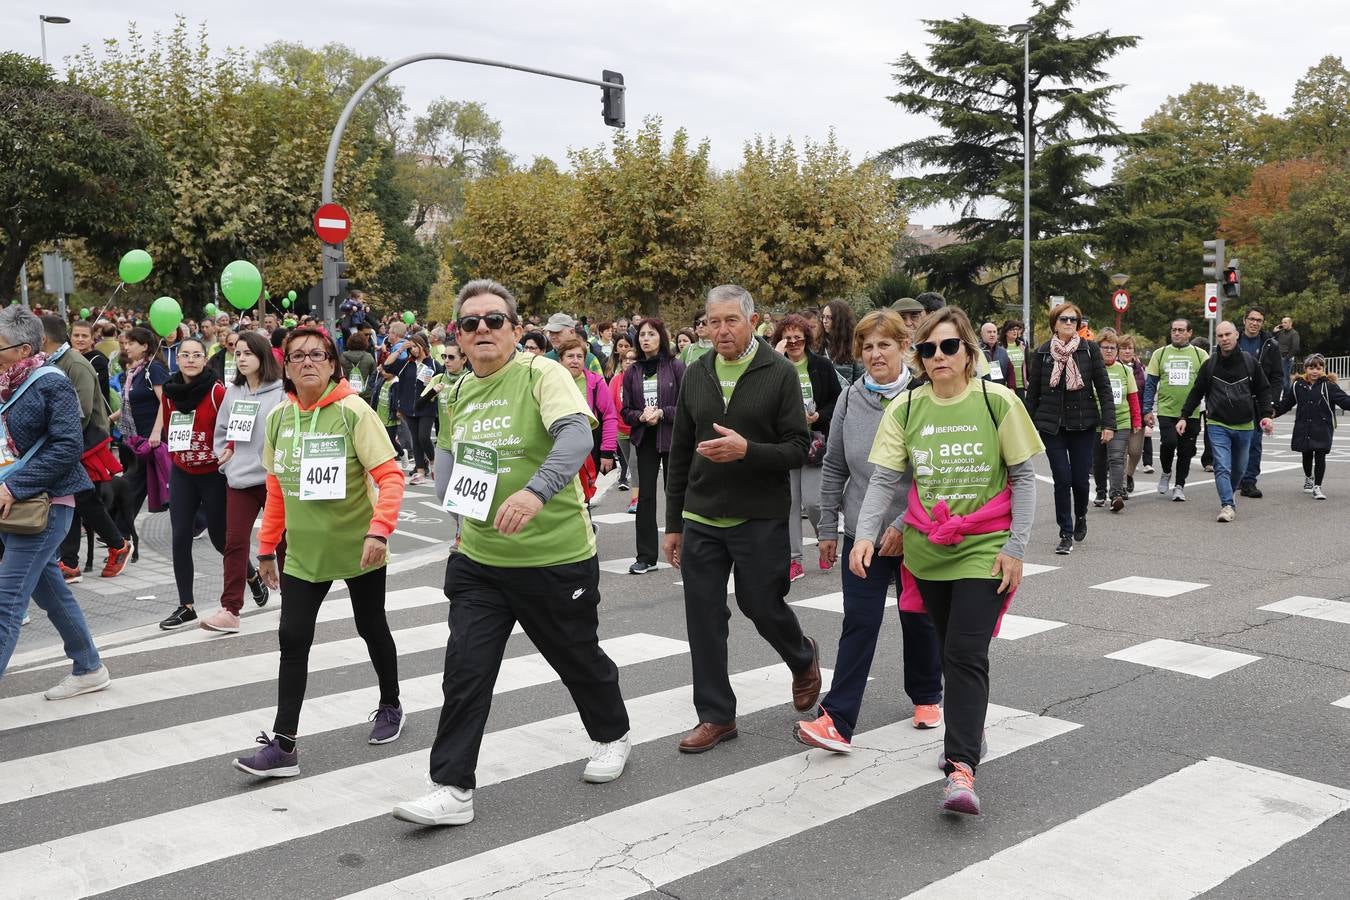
[582,732,632,783]
[1313,485,1327,500]
[44,665,112,700]
[1171,485,1187,502]
[393,784,474,826]
[1217,505,1236,523]
[1157,472,1171,494]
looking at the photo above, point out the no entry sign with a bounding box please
[1204,283,1219,320]
[1111,289,1130,313]
[313,203,351,244]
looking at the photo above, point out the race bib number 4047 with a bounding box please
[442,441,499,522]
[299,434,347,500]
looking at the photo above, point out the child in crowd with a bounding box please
[1272,353,1350,499]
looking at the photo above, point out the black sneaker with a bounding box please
[1240,483,1263,499]
[1054,534,1074,555]
[617,480,630,491]
[628,560,657,574]
[160,605,198,630]
[248,573,270,607]
[1073,517,1087,542]
[1093,490,1107,508]
[1125,475,1134,494]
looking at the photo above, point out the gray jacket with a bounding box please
[214,379,286,489]
[816,373,912,543]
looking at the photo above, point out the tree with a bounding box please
[710,134,901,308]
[1278,55,1350,160]
[883,0,1146,324]
[397,99,512,234]
[1220,159,1326,247]
[0,52,167,300]
[424,259,459,325]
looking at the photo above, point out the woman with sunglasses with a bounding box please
[1025,302,1115,555]
[850,306,1042,816]
[233,326,405,777]
[773,313,842,582]
[157,338,228,630]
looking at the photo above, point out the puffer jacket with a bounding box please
[1025,339,1115,434]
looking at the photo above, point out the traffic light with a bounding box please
[1202,238,1225,281]
[601,70,625,128]
[1223,260,1240,299]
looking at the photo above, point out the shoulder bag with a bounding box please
[0,367,66,534]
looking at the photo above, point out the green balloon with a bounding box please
[264,290,271,301]
[204,303,218,318]
[402,311,416,325]
[281,297,291,309]
[287,289,297,302]
[220,260,263,310]
[80,307,91,319]
[148,296,183,338]
[118,249,153,284]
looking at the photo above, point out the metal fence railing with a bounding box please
[1325,356,1350,383]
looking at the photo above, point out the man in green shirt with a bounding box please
[663,284,821,755]
[393,279,631,828]
[1143,318,1209,502]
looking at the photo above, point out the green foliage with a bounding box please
[0,52,167,300]
[397,99,512,233]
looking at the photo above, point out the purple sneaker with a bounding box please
[368,703,405,745]
[941,761,981,815]
[232,732,299,778]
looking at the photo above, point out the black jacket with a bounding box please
[802,350,843,438]
[666,338,810,531]
[1180,348,1274,425]
[1238,329,1284,401]
[1024,339,1115,434]
[1273,376,1350,451]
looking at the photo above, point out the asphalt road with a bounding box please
[4,417,1350,899]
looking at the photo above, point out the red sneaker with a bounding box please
[58,561,83,584]
[912,704,943,729]
[789,560,805,583]
[102,540,134,578]
[794,710,852,753]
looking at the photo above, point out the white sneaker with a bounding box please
[1172,485,1186,502]
[1313,485,1328,500]
[20,612,30,626]
[44,665,112,700]
[1157,473,1171,494]
[582,732,631,783]
[393,784,474,826]
[1217,505,1236,523]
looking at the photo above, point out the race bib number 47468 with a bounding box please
[442,441,499,522]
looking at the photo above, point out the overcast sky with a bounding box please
[9,1,1346,226]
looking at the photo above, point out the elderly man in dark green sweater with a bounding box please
[663,284,821,754]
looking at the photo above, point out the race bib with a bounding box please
[299,434,346,500]
[224,356,237,383]
[442,441,498,522]
[0,419,17,469]
[989,363,1004,381]
[1167,359,1191,386]
[349,371,364,394]
[167,412,194,452]
[226,400,261,442]
[1111,379,1124,405]
[417,364,434,385]
[643,375,658,408]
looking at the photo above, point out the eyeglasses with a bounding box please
[178,351,206,361]
[915,337,964,359]
[696,319,707,327]
[0,343,27,353]
[1057,315,1080,325]
[457,313,514,332]
[783,336,805,344]
[1245,315,1264,323]
[1170,326,1189,332]
[287,350,332,364]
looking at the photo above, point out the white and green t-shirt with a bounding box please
[447,352,597,568]
[1103,360,1137,432]
[1006,344,1025,389]
[1147,344,1208,418]
[430,371,463,451]
[794,358,813,407]
[868,380,1043,580]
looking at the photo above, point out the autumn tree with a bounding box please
[1276,55,1350,161]
[711,134,900,307]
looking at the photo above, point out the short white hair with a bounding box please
[706,284,754,319]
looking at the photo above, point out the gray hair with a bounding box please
[455,279,519,320]
[0,305,45,354]
[706,284,755,319]
[430,326,446,342]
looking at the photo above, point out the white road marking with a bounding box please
[1105,638,1261,679]
[1091,576,1209,598]
[1259,596,1350,625]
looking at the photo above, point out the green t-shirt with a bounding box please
[447,352,598,568]
[1104,361,1137,432]
[376,380,397,427]
[1146,344,1208,418]
[794,358,813,406]
[430,371,463,450]
[684,343,759,529]
[264,390,397,583]
[868,380,1043,580]
[680,341,714,366]
[1006,345,1025,389]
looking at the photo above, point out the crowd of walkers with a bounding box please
[0,280,1330,822]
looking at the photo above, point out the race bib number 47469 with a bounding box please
[442,441,499,522]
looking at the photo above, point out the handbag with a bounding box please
[806,430,827,466]
[0,367,65,534]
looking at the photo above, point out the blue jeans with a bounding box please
[1206,425,1253,508]
[820,536,943,740]
[1242,421,1263,487]
[0,505,102,678]
[1041,428,1097,536]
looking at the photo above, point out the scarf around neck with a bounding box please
[1049,335,1085,390]
[163,369,220,411]
[862,366,912,400]
[0,352,49,404]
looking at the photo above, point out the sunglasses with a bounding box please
[915,337,964,359]
[457,313,514,332]
[1057,315,1080,325]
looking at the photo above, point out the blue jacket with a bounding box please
[1,369,95,500]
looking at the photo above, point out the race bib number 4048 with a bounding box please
[442,441,499,522]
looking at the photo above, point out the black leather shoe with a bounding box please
[1073,517,1087,542]
[1240,484,1263,498]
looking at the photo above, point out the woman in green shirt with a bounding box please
[998,320,1027,400]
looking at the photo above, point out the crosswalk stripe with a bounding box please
[1090,576,1209,597]
[903,757,1350,899]
[0,663,828,899]
[1259,596,1350,625]
[789,593,1066,641]
[339,703,1078,899]
[0,633,687,807]
[1105,638,1261,679]
[15,586,451,675]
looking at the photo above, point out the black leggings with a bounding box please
[1303,450,1327,485]
[168,467,226,607]
[273,566,399,737]
[913,576,1004,772]
[407,414,435,473]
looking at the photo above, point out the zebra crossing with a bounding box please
[5,570,1349,899]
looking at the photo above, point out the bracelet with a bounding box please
[257,554,277,562]
[364,534,388,544]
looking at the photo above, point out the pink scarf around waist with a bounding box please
[898,482,1017,636]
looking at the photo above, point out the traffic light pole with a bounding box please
[318,53,626,335]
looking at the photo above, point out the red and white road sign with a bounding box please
[1111,289,1131,313]
[1204,283,1219,320]
[313,203,351,244]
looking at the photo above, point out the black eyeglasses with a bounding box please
[1057,315,1080,325]
[915,337,964,359]
[457,313,514,332]
[0,343,27,353]
[287,350,332,364]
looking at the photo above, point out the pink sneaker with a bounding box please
[200,609,241,634]
[794,710,852,753]
[912,704,942,729]
[789,560,805,582]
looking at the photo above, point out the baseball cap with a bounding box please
[543,313,577,333]
[890,297,925,313]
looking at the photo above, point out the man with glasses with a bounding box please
[680,312,715,364]
[1235,306,1285,498]
[1143,319,1208,502]
[394,279,631,827]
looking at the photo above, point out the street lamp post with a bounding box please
[1010,22,1032,348]
[27,14,71,311]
